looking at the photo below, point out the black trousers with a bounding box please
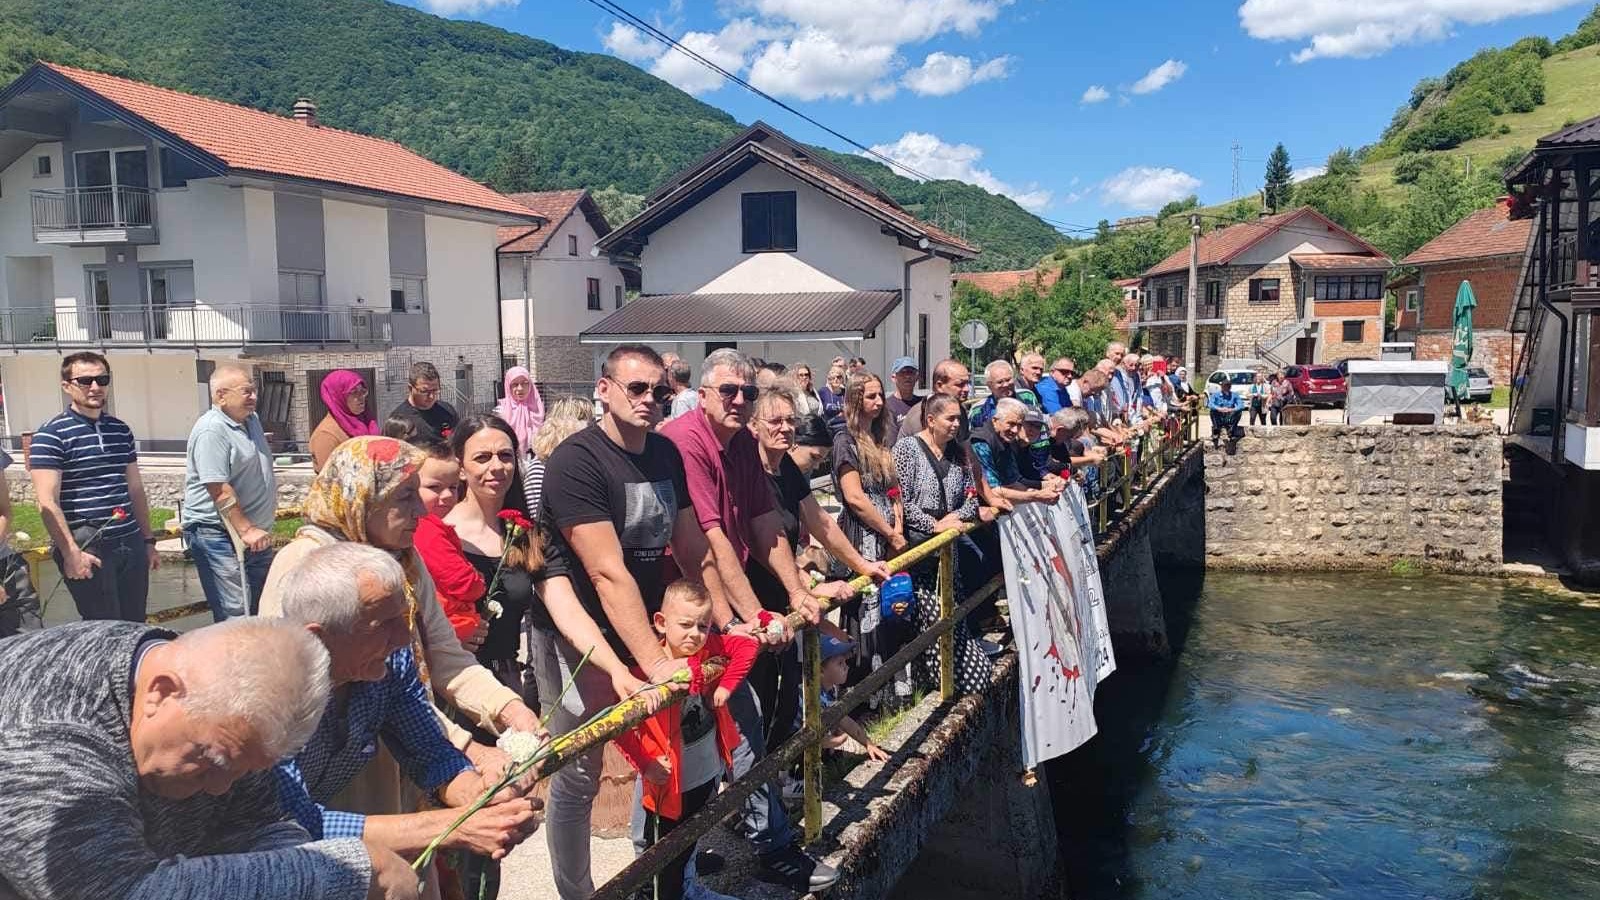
[0,553,41,637]
[641,779,718,900]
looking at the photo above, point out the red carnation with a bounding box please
[886,486,901,500]
[965,486,977,499]
[441,426,452,439]
[111,507,128,520]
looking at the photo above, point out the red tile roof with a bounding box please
[1142,207,1388,278]
[953,268,1059,294]
[40,63,536,220]
[1400,201,1532,266]
[497,189,611,253]
[1289,253,1392,270]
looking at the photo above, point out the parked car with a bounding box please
[1332,357,1373,377]
[1204,368,1258,395]
[1467,366,1493,402]
[1283,364,1347,407]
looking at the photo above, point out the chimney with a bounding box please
[291,97,319,127]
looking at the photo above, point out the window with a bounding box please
[1405,289,1419,311]
[33,155,51,177]
[586,277,601,311]
[1206,333,1220,355]
[1312,274,1383,301]
[1205,281,1222,305]
[390,276,426,313]
[1248,278,1280,304]
[1156,286,1168,308]
[1174,284,1187,307]
[278,270,325,307]
[1342,320,1364,342]
[158,148,202,189]
[614,284,624,309]
[567,234,579,257]
[740,191,798,253]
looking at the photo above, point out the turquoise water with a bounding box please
[1054,571,1600,900]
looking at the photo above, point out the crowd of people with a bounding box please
[0,339,1198,900]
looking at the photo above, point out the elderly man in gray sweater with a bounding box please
[0,616,418,900]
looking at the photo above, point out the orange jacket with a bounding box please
[614,632,759,819]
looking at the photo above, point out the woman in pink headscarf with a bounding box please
[309,369,379,472]
[495,367,545,508]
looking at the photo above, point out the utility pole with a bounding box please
[1231,142,1242,199]
[1185,214,1201,374]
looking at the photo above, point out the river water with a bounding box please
[1052,571,1600,900]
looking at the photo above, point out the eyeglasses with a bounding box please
[760,415,798,429]
[348,384,370,396]
[68,375,111,387]
[609,377,674,405]
[715,383,760,403]
[411,386,441,397]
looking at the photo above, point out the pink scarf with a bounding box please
[495,366,544,454]
[319,369,378,438]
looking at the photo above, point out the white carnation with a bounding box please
[486,599,504,619]
[496,730,544,764]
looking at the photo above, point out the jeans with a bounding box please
[54,527,149,622]
[724,677,794,855]
[1249,399,1267,426]
[529,627,620,900]
[0,551,41,637]
[1209,409,1241,442]
[184,522,275,620]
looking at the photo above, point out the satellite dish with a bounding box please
[959,319,990,350]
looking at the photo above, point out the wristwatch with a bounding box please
[143,535,157,545]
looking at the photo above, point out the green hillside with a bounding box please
[0,0,1061,271]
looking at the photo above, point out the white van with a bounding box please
[1205,368,1259,396]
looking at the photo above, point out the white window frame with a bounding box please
[390,275,426,313]
[1405,289,1418,312]
[33,154,51,177]
[278,269,325,309]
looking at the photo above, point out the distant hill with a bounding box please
[0,0,1062,271]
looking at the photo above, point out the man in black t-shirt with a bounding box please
[528,344,709,900]
[387,361,459,443]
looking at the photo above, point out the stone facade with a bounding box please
[1204,424,1503,573]
[1414,330,1523,386]
[260,342,504,449]
[8,465,314,512]
[1142,263,1303,372]
[501,333,596,386]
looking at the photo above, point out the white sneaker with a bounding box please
[781,777,806,803]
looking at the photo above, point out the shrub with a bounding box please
[1392,153,1440,185]
[1401,104,1495,152]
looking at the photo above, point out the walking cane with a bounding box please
[214,498,252,611]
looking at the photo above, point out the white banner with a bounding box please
[999,486,1116,767]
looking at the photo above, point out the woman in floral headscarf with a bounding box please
[309,370,379,472]
[259,436,544,818]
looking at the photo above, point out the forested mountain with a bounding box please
[0,0,1062,270]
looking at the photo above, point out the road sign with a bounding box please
[959,319,989,350]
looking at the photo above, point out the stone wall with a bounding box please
[1415,329,1522,386]
[502,333,596,385]
[8,466,315,512]
[1204,424,1503,573]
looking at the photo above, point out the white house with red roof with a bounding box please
[497,189,635,389]
[0,62,539,448]
[1137,207,1391,373]
[590,122,977,384]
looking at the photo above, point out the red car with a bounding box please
[1283,364,1347,407]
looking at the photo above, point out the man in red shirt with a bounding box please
[658,348,836,892]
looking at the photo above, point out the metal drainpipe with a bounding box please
[903,247,936,359]
[495,223,544,381]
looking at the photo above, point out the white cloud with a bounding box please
[1081,84,1110,104]
[601,22,660,63]
[1100,166,1202,210]
[1130,59,1187,94]
[901,52,1012,96]
[648,19,783,95]
[749,30,900,101]
[1293,165,1327,182]
[1238,0,1584,62]
[417,0,516,14]
[734,0,1008,45]
[866,131,1052,210]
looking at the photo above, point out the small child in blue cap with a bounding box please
[819,635,889,762]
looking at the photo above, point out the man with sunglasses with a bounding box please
[29,352,159,623]
[532,344,711,900]
[658,348,839,893]
[1038,357,1076,414]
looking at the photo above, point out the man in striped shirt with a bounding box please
[29,351,159,622]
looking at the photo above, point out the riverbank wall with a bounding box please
[1203,423,1502,574]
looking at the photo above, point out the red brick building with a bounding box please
[1396,198,1532,385]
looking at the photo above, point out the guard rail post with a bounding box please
[802,627,824,844]
[938,542,956,701]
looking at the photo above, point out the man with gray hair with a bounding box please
[971,397,1064,505]
[667,355,698,421]
[181,364,277,620]
[272,542,540,868]
[0,616,417,900]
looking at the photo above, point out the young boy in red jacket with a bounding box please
[616,579,759,900]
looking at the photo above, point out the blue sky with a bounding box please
[409,0,1595,233]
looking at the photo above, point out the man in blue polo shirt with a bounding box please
[29,351,159,622]
[182,365,277,620]
[1207,378,1247,447]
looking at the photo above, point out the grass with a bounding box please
[1390,559,1425,576]
[4,503,303,551]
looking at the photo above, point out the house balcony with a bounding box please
[30,187,158,246]
[0,304,392,351]
[1137,300,1225,326]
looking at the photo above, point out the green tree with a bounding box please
[1263,143,1294,212]
[1372,161,1502,259]
[589,186,644,226]
[950,264,1123,367]
[1157,195,1200,220]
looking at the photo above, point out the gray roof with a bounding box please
[1535,113,1600,148]
[579,290,901,343]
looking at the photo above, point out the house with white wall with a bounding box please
[590,123,977,383]
[497,189,635,391]
[0,62,539,449]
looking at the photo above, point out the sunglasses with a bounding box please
[69,375,111,387]
[1056,369,1077,378]
[610,377,673,405]
[715,383,760,403]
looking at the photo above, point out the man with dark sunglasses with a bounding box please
[658,348,839,893]
[29,351,159,623]
[1038,356,1076,414]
